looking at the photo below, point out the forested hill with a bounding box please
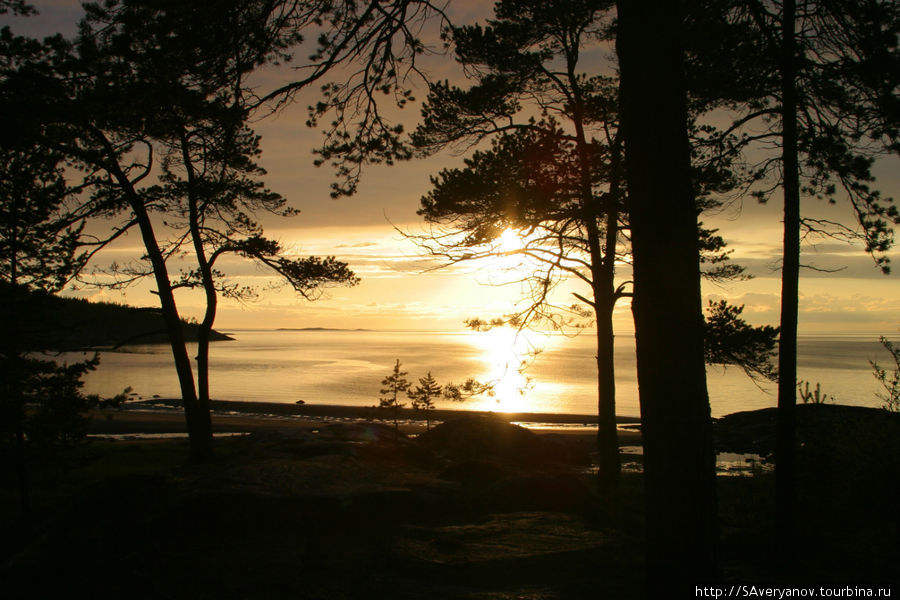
[2,287,232,350]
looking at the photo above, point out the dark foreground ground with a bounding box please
[2,404,898,599]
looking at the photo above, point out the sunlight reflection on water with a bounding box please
[69,329,888,418]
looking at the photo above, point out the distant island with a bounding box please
[276,327,373,332]
[3,286,232,350]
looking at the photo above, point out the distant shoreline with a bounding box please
[274,327,373,332]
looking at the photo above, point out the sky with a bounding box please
[4,1,898,335]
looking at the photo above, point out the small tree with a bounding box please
[797,380,834,405]
[379,359,410,433]
[408,371,442,430]
[870,334,900,412]
[18,355,126,448]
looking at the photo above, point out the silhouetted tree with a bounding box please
[0,35,124,514]
[871,333,900,412]
[616,0,719,589]
[104,0,361,436]
[410,0,775,490]
[261,0,449,199]
[379,359,410,432]
[68,0,447,460]
[408,371,441,430]
[685,0,899,556]
[58,0,354,460]
[3,0,445,460]
[410,0,627,489]
[0,148,81,517]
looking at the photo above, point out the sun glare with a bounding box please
[498,227,524,254]
[465,327,542,414]
[476,227,536,281]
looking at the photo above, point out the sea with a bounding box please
[67,329,893,419]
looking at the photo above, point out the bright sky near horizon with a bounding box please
[4,1,899,335]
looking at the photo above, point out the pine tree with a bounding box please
[379,359,410,433]
[616,0,719,586]
[408,371,442,430]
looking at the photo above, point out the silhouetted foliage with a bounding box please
[9,355,126,448]
[442,377,493,403]
[870,334,900,412]
[686,0,899,556]
[408,371,441,430]
[379,359,410,432]
[704,300,779,381]
[0,0,31,15]
[410,0,773,491]
[411,0,625,488]
[1,0,391,460]
[1,23,122,513]
[263,0,449,198]
[797,380,834,405]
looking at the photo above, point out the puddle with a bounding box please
[593,446,772,476]
[88,432,249,441]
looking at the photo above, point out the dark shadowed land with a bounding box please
[1,285,232,349]
[92,398,641,437]
[2,403,898,598]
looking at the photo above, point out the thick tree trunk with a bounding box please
[616,0,719,592]
[776,0,800,562]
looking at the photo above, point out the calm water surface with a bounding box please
[71,329,890,418]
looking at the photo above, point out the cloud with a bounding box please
[707,288,900,333]
[335,242,379,249]
[733,252,898,279]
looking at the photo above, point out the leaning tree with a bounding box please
[4,0,453,461]
[3,0,363,460]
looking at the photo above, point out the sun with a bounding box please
[497,227,524,254]
[478,227,532,277]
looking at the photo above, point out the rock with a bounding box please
[416,415,589,466]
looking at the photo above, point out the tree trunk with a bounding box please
[594,137,625,491]
[570,57,622,490]
[182,131,216,447]
[586,211,620,491]
[616,0,719,592]
[129,195,212,461]
[92,128,212,461]
[776,0,800,563]
[593,292,620,490]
